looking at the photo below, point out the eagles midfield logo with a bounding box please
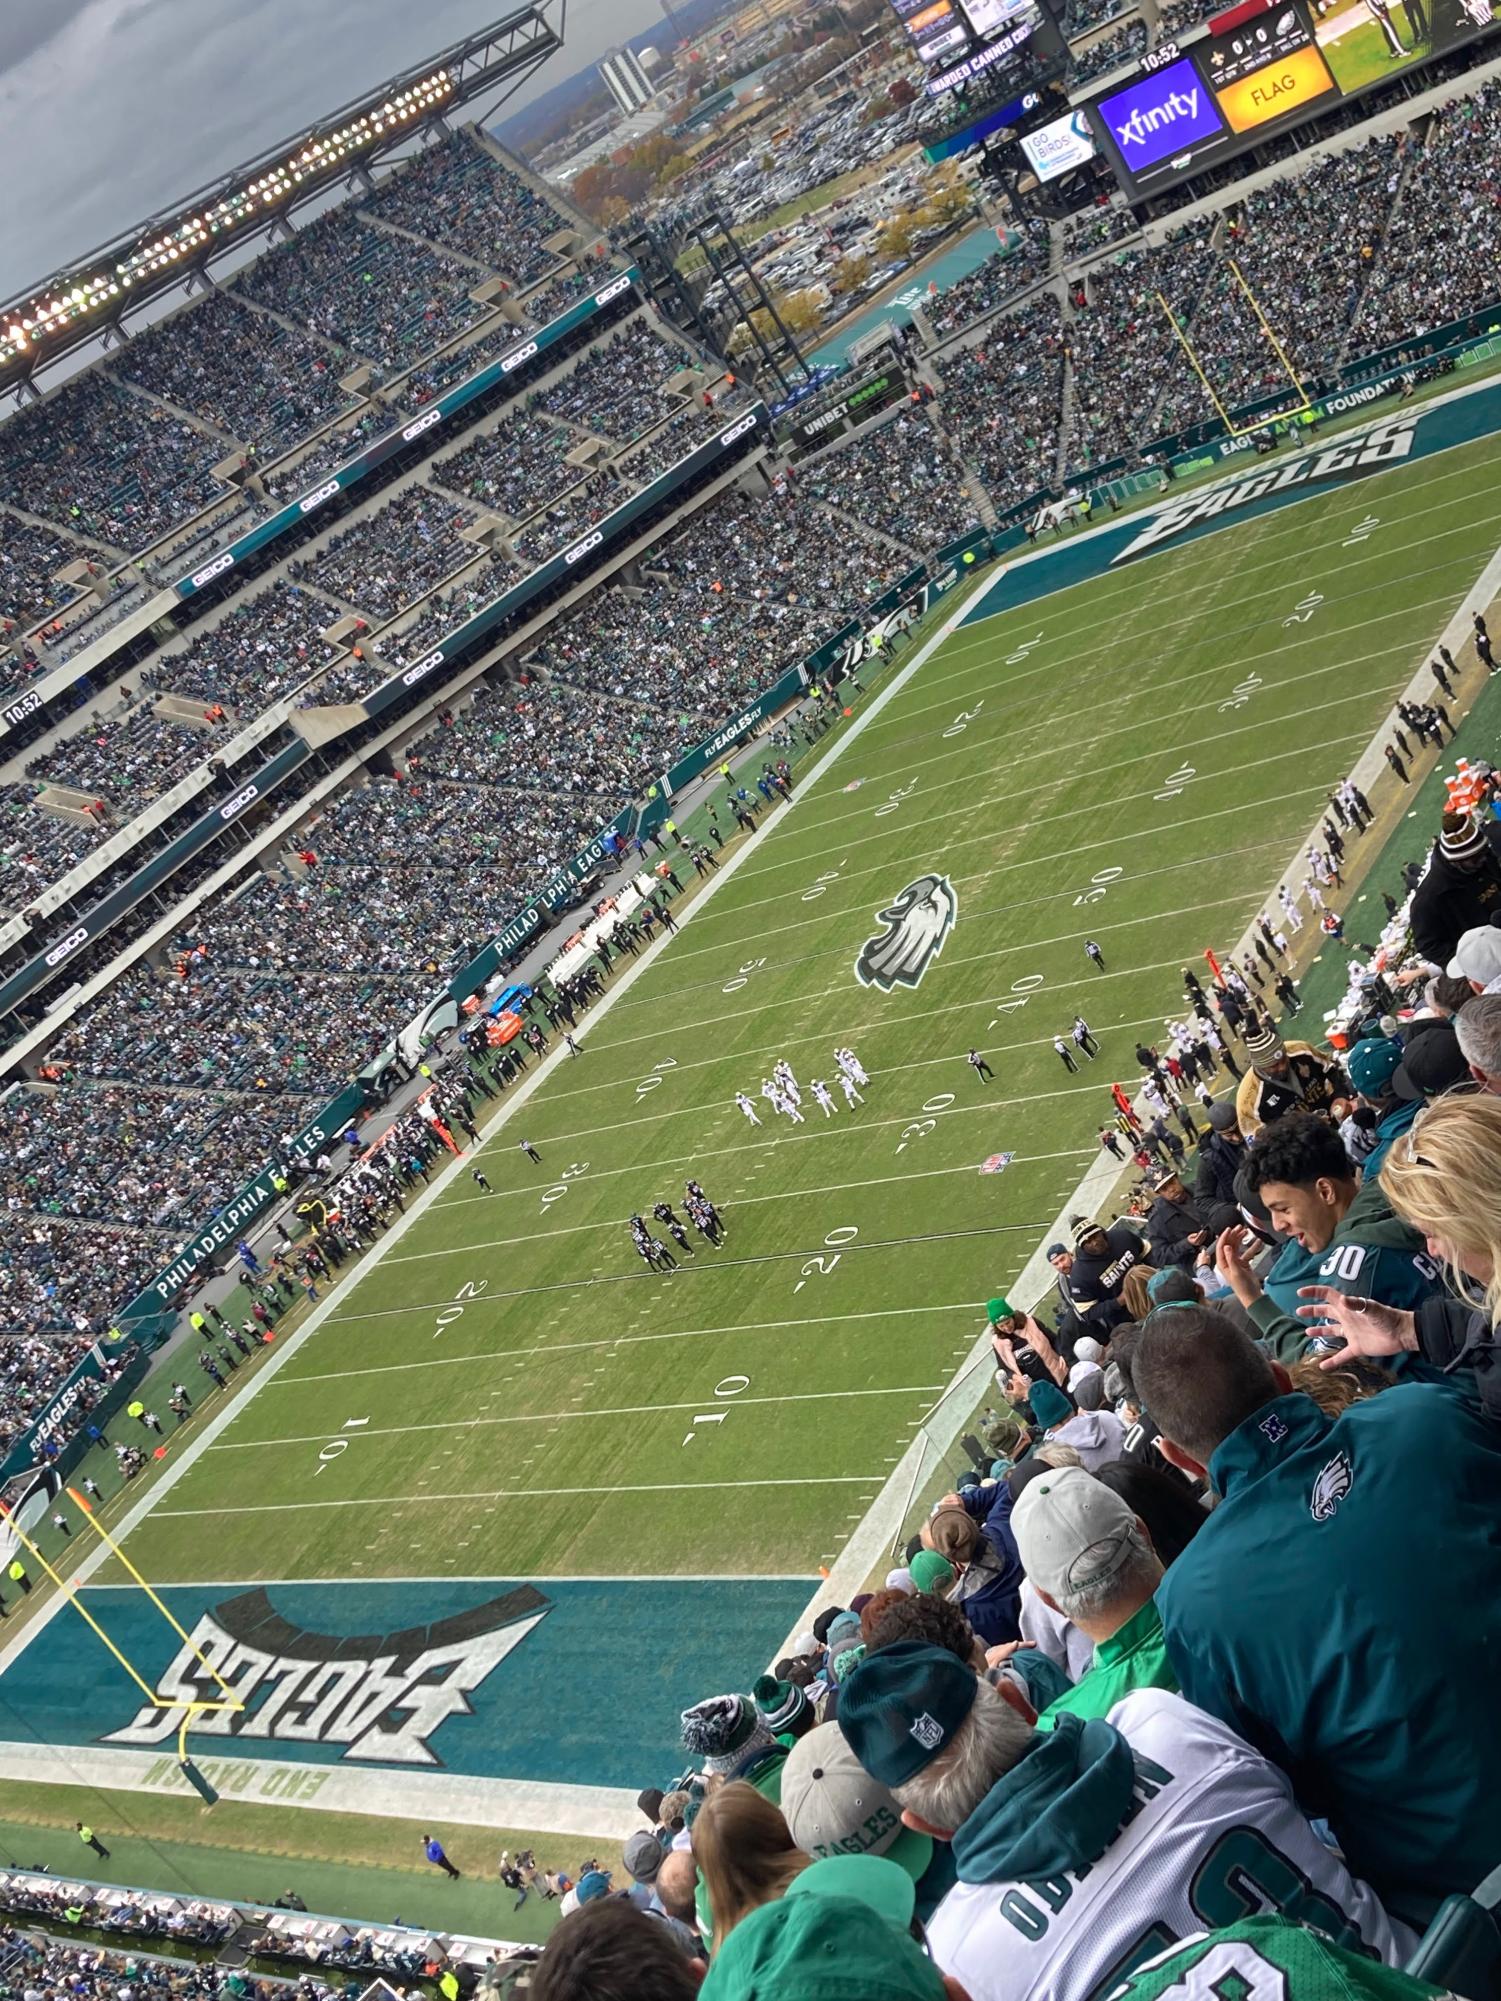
[101,1584,549,1766]
[855,874,957,992]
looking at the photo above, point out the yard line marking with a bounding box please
[152,1474,891,1521]
[423,932,1258,1162]
[847,522,1485,745]
[272,1299,986,1386]
[592,766,1367,1035]
[509,831,1314,1037]
[380,1142,1098,1267]
[293,1217,1052,1332]
[204,1383,950,1453]
[632,688,1408,968]
[935,451,1494,660]
[760,649,1427,849]
[622,724,1380,998]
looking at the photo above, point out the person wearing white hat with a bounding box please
[1445,924,1501,994]
[1011,1466,1178,1724]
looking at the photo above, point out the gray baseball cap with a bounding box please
[1013,1466,1140,1602]
[779,1722,933,1882]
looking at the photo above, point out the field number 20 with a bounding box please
[795,1225,859,1292]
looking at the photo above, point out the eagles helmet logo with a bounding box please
[855,874,958,992]
[1310,1449,1354,1522]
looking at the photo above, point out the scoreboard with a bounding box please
[1085,0,1499,198]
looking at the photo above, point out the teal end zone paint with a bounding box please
[0,1577,814,1789]
[960,379,1501,629]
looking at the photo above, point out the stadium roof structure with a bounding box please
[0,1,567,401]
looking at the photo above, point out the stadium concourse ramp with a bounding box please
[2,372,1501,1838]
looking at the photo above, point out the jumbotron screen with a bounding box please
[1086,0,1500,196]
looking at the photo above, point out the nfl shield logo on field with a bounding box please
[910,1711,945,1752]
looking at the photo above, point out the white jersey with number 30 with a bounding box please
[926,1691,1415,2001]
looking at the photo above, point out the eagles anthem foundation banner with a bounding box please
[0,1576,814,1814]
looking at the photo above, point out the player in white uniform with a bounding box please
[1278,884,1304,932]
[838,1070,863,1107]
[837,1046,870,1086]
[774,1060,801,1105]
[811,1078,836,1117]
[772,1090,804,1123]
[837,1657,1413,2001]
[735,1091,761,1126]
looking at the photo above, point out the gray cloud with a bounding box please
[0,0,662,300]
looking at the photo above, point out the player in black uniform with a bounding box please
[686,1188,725,1245]
[654,1201,695,1256]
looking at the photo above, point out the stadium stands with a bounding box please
[4,71,1501,1483]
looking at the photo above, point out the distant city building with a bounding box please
[600,46,654,115]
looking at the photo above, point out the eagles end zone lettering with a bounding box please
[102,1584,549,1766]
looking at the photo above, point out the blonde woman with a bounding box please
[691,1781,809,1951]
[1298,1094,1501,1418]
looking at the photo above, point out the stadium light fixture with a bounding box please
[0,61,457,373]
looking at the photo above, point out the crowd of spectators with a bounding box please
[1155,136,1406,432]
[520,793,1501,2001]
[1064,235,1211,467]
[1353,82,1501,351]
[145,579,341,712]
[0,514,128,640]
[793,408,982,551]
[1060,203,1141,261]
[925,225,1052,342]
[0,1081,310,1237]
[1068,14,1150,85]
[0,784,100,907]
[420,680,687,802]
[1153,0,1217,33]
[938,294,1070,503]
[537,321,693,442]
[0,375,234,558]
[110,293,357,465]
[435,406,589,521]
[359,130,576,288]
[1061,0,1134,38]
[231,212,489,380]
[25,704,236,811]
[291,483,487,622]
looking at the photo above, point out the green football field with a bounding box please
[98,428,1501,1591]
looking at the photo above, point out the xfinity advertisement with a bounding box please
[1091,56,1229,185]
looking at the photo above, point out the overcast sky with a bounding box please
[0,0,664,300]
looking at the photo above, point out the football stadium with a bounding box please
[3,0,1501,1993]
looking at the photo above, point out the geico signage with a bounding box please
[44,925,89,968]
[402,407,446,443]
[564,529,604,567]
[717,411,760,448]
[401,648,447,688]
[501,339,540,375]
[190,549,236,589]
[298,478,341,515]
[593,274,634,306]
[218,782,262,820]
